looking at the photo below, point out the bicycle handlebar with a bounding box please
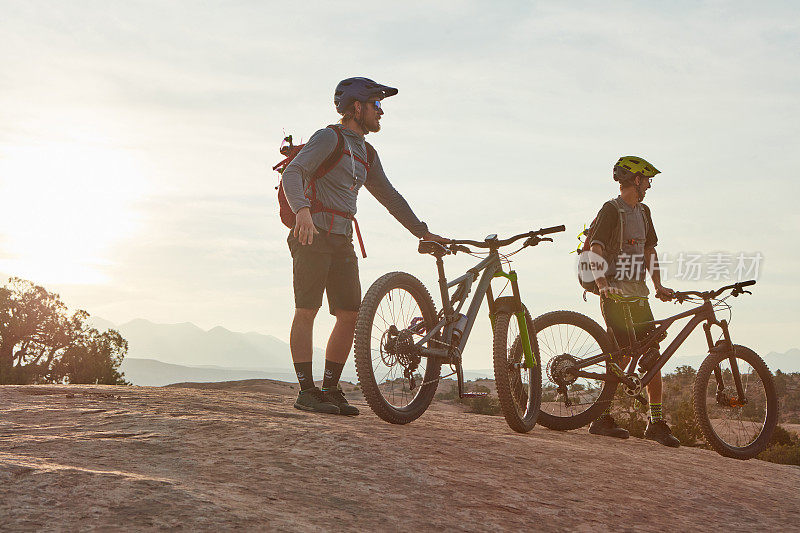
[671,280,757,302]
[447,225,566,249]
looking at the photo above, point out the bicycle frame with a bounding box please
[411,249,536,371]
[573,298,744,401]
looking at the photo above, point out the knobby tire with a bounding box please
[693,344,778,459]
[353,271,441,424]
[533,310,617,430]
[492,311,542,433]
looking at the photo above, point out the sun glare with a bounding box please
[0,142,147,285]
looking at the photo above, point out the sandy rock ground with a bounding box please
[1,383,798,532]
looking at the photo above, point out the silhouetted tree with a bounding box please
[0,277,128,385]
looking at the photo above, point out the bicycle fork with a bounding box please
[704,319,746,404]
[490,270,537,369]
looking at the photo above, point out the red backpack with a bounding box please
[272,125,371,257]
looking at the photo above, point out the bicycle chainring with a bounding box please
[623,375,643,397]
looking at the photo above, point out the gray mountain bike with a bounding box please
[353,226,565,432]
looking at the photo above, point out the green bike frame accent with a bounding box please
[494,270,537,368]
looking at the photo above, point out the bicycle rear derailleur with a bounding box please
[380,325,421,389]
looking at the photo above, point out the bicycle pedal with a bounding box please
[461,392,489,398]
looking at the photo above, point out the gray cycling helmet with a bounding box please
[334,77,398,114]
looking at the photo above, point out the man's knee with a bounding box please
[335,310,358,326]
[294,308,319,324]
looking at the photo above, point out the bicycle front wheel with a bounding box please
[693,344,778,459]
[493,310,542,433]
[353,271,441,424]
[533,310,617,430]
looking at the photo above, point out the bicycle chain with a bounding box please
[419,370,458,387]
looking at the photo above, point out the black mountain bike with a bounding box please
[353,226,565,432]
[532,280,777,459]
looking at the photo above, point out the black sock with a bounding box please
[321,360,344,391]
[294,361,314,391]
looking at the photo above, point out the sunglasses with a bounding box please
[363,99,382,111]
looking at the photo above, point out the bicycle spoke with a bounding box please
[537,319,607,420]
[704,357,766,449]
[365,285,433,409]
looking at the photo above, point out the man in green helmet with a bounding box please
[586,156,680,447]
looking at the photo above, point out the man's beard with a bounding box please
[356,114,380,134]
[364,116,381,133]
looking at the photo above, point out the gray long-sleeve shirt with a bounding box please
[281,126,428,238]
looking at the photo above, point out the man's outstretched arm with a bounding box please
[364,150,446,242]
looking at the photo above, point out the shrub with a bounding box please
[757,425,800,465]
[463,394,502,416]
[758,444,800,465]
[669,397,703,446]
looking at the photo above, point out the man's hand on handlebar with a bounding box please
[421,231,449,244]
[655,284,675,302]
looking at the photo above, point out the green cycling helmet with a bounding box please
[614,156,660,180]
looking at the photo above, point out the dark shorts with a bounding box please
[600,296,656,349]
[288,230,361,315]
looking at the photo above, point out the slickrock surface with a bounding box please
[1,383,798,531]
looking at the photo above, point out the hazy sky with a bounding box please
[1,1,798,369]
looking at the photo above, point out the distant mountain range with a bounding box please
[93,317,308,369]
[92,318,799,386]
[119,358,300,386]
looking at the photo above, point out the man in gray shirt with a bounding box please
[587,155,680,447]
[282,77,446,415]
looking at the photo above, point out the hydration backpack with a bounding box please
[577,197,650,295]
[272,124,374,257]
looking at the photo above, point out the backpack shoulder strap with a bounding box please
[641,202,653,246]
[310,125,345,181]
[608,197,626,254]
[641,202,652,232]
[365,141,376,168]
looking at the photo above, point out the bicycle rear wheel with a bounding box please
[693,344,778,459]
[493,310,541,433]
[353,271,441,424]
[532,310,617,430]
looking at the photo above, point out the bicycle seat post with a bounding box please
[435,256,451,316]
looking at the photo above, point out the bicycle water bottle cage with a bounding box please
[418,240,449,257]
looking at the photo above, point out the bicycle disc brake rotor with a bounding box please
[379,327,419,370]
[716,388,746,409]
[547,353,579,387]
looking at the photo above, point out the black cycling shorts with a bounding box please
[288,229,361,315]
[600,296,656,349]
